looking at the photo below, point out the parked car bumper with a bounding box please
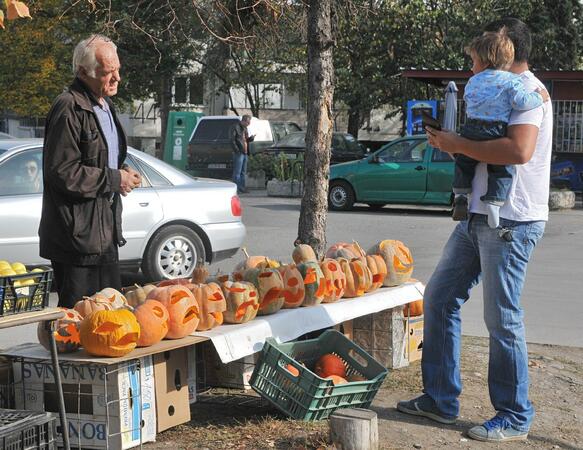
[203,221,246,263]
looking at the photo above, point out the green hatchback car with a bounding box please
[328,135,455,210]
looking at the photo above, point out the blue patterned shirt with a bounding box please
[464,69,543,122]
[92,101,119,169]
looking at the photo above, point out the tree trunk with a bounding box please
[297,0,334,258]
[347,106,360,139]
[158,75,173,160]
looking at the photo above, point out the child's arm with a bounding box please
[508,78,548,111]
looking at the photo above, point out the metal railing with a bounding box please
[450,99,583,153]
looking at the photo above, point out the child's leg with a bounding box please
[452,155,479,221]
[481,164,516,228]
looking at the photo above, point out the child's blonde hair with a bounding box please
[466,27,514,70]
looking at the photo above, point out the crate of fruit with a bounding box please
[0,261,52,317]
[250,329,388,421]
[0,408,57,449]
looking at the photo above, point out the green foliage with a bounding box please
[272,152,303,182]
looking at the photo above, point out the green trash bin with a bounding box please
[163,111,203,171]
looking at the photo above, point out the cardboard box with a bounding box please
[13,356,156,449]
[198,341,257,390]
[153,348,191,432]
[406,316,424,362]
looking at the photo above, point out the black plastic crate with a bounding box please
[0,267,52,317]
[0,408,57,449]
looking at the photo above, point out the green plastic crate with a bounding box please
[250,330,388,421]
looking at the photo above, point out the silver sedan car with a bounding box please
[0,139,246,280]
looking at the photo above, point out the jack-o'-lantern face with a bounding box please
[336,257,366,298]
[369,240,414,286]
[80,309,140,357]
[221,281,259,324]
[146,286,200,339]
[349,258,368,297]
[296,261,326,306]
[243,267,285,315]
[134,300,169,347]
[192,282,227,331]
[279,264,305,308]
[320,259,346,303]
[365,254,387,291]
[37,308,83,353]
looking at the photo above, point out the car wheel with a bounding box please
[367,203,386,211]
[328,181,355,211]
[142,225,206,282]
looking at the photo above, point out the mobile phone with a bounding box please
[421,111,442,131]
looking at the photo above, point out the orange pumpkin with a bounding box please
[337,258,368,298]
[233,249,280,280]
[403,298,424,317]
[292,244,317,264]
[221,280,259,324]
[73,294,113,318]
[279,264,305,308]
[368,240,414,286]
[97,288,128,309]
[325,241,366,264]
[37,308,83,353]
[123,284,156,308]
[146,286,200,338]
[365,254,388,291]
[243,267,285,315]
[191,282,227,331]
[133,300,169,347]
[157,278,191,287]
[319,258,346,303]
[325,375,348,385]
[315,353,347,378]
[80,309,140,357]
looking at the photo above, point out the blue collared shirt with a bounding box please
[92,101,119,169]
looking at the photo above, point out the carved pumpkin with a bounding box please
[368,240,414,286]
[157,278,191,287]
[233,248,280,281]
[279,264,305,308]
[97,288,128,309]
[80,309,140,357]
[133,300,169,347]
[221,281,259,324]
[146,286,200,338]
[292,244,317,264]
[403,298,424,317]
[73,294,113,318]
[191,282,227,331]
[296,261,326,306]
[315,353,347,378]
[243,267,285,315]
[37,308,83,353]
[365,255,388,291]
[325,241,366,264]
[319,258,346,303]
[337,258,368,298]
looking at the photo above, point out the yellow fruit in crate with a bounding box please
[0,268,16,277]
[0,260,11,270]
[11,262,27,274]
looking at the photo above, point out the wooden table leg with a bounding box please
[46,321,70,450]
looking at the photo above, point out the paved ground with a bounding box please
[1,191,581,348]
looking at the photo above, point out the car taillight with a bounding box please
[231,195,242,216]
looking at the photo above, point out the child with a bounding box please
[452,28,549,227]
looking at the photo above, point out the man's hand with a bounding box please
[119,166,141,196]
[425,127,460,154]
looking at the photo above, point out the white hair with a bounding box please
[72,34,117,78]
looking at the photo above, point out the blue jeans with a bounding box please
[232,152,247,192]
[454,120,514,206]
[422,214,545,431]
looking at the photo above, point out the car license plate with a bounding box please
[208,163,227,169]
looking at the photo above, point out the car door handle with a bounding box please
[139,202,149,207]
[415,165,426,171]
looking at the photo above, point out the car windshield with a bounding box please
[277,132,306,147]
[192,119,239,141]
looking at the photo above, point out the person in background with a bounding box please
[230,114,254,194]
[397,17,552,443]
[23,159,42,193]
[39,34,141,308]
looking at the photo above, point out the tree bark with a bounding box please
[158,75,173,160]
[347,106,360,139]
[297,0,334,258]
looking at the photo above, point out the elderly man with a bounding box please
[397,18,551,442]
[39,35,141,308]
